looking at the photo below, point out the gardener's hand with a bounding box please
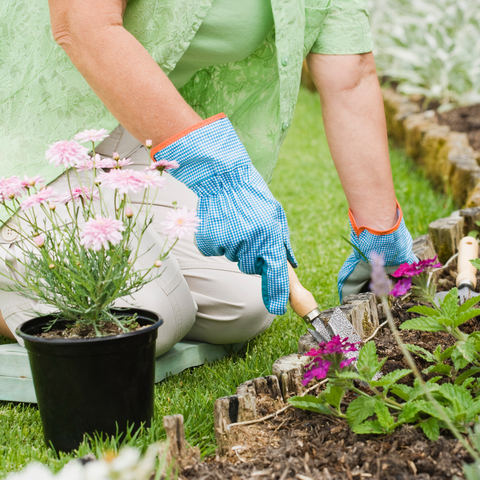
[337,202,417,302]
[150,114,297,315]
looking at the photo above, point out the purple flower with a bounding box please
[303,360,331,385]
[369,252,391,297]
[389,277,412,297]
[302,335,359,386]
[392,256,441,278]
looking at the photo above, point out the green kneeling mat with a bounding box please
[0,341,244,404]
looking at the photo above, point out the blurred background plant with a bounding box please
[369,0,480,110]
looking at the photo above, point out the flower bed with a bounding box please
[191,238,480,479]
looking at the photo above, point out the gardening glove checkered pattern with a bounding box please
[337,202,417,302]
[151,113,297,315]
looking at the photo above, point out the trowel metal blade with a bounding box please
[309,317,332,343]
[327,307,362,345]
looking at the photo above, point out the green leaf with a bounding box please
[423,363,452,376]
[420,417,440,441]
[288,395,335,416]
[454,309,480,329]
[440,346,455,361]
[346,396,376,428]
[403,344,436,362]
[457,338,477,363]
[438,383,473,415]
[407,305,440,317]
[391,384,413,401]
[397,401,420,423]
[340,235,369,263]
[470,258,480,270]
[467,231,478,239]
[370,369,412,388]
[439,288,460,318]
[455,367,480,385]
[323,386,344,411]
[457,295,480,314]
[400,317,447,332]
[374,400,395,431]
[353,420,386,435]
[357,342,386,380]
[452,348,470,371]
[336,371,364,381]
[466,399,480,421]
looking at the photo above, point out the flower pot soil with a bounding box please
[17,308,162,453]
[179,265,477,479]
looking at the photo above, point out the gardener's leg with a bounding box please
[96,126,275,346]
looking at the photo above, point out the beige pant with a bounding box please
[1,126,274,356]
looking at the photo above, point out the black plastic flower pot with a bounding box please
[16,308,163,453]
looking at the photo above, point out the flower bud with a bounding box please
[125,207,134,218]
[33,235,45,248]
[145,139,153,148]
[49,202,56,210]
[28,179,36,187]
[113,152,120,161]
[49,263,55,269]
[155,260,162,268]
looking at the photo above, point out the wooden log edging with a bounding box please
[382,88,480,208]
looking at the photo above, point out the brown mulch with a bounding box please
[182,409,470,480]
[438,103,480,153]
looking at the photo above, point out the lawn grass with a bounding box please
[0,87,454,477]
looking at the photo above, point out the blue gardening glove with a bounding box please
[151,113,297,315]
[337,202,417,302]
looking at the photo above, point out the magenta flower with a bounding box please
[161,206,200,239]
[0,176,26,201]
[80,216,125,251]
[302,335,360,386]
[389,277,412,297]
[148,159,179,172]
[369,252,391,297]
[46,140,89,168]
[137,171,166,189]
[20,187,59,211]
[97,170,143,194]
[303,359,331,384]
[392,256,441,278]
[74,128,109,144]
[59,186,100,205]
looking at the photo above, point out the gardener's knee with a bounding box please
[183,270,275,344]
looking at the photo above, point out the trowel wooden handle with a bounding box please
[287,262,318,319]
[457,236,479,289]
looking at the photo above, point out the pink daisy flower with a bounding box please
[20,187,59,211]
[114,158,134,169]
[60,186,100,205]
[148,159,179,172]
[74,128,109,144]
[80,216,125,251]
[0,176,26,202]
[161,206,200,239]
[97,169,143,194]
[21,175,44,189]
[136,171,166,189]
[74,154,113,171]
[46,140,89,168]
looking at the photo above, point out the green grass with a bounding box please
[0,87,454,477]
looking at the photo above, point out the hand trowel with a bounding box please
[287,263,361,345]
[434,236,480,305]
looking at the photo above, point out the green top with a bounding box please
[0,0,373,224]
[169,0,275,89]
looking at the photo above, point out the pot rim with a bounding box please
[16,307,163,345]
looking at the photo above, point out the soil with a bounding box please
[179,264,478,479]
[182,408,470,480]
[438,103,480,154]
[37,320,146,339]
